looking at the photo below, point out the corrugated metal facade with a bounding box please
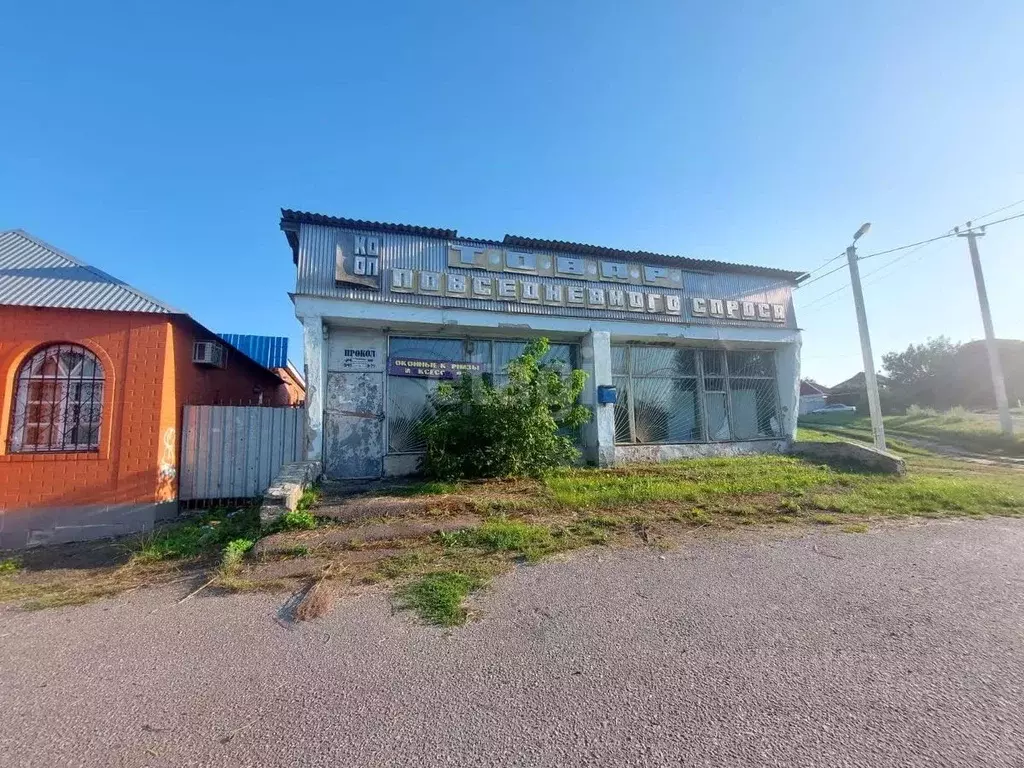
[293,223,798,330]
[218,334,289,369]
[0,230,174,314]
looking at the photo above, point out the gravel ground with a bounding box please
[2,519,1023,767]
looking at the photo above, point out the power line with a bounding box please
[800,250,846,279]
[799,281,850,311]
[857,231,957,261]
[796,261,847,289]
[965,209,1024,229]
[799,239,946,315]
[970,197,1024,225]
[861,240,935,280]
[798,204,1024,306]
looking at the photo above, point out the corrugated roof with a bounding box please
[279,209,805,282]
[0,230,179,314]
[280,209,458,263]
[218,334,289,369]
[501,234,806,282]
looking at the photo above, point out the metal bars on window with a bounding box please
[8,344,104,453]
[613,345,782,445]
[385,336,577,454]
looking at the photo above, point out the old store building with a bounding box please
[281,210,805,480]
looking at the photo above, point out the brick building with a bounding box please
[0,230,302,548]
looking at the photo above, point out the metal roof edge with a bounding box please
[283,359,306,390]
[277,212,803,282]
[1,229,184,313]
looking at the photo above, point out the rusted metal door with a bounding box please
[323,370,384,479]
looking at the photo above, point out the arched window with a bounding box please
[8,344,105,453]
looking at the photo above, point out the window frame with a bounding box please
[614,345,704,445]
[384,334,580,455]
[613,344,782,445]
[7,343,106,454]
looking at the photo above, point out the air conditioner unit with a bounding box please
[192,341,226,368]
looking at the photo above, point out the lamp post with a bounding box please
[846,223,887,451]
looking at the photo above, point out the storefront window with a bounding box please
[613,345,781,444]
[725,351,781,440]
[613,346,701,444]
[386,337,576,454]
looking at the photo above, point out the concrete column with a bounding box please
[301,314,326,461]
[775,339,802,440]
[584,330,616,467]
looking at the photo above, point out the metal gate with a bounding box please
[179,405,306,502]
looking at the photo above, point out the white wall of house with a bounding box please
[799,393,827,415]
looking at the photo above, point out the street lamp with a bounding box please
[845,222,886,451]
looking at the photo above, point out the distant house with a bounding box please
[0,230,302,548]
[218,333,306,405]
[826,371,891,412]
[799,380,829,415]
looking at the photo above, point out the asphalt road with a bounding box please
[3,519,1023,767]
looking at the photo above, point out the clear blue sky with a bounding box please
[3,0,1022,386]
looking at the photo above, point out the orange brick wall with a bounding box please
[168,320,294,408]
[273,365,306,406]
[0,306,173,511]
[0,307,296,516]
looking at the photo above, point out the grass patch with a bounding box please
[805,411,1024,457]
[297,486,322,509]
[0,558,21,574]
[395,570,485,626]
[273,508,317,532]
[546,456,840,508]
[133,506,261,563]
[6,435,1024,620]
[440,518,560,562]
[220,538,255,572]
[389,480,463,497]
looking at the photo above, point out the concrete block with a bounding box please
[788,440,906,475]
[260,460,323,527]
[615,440,788,464]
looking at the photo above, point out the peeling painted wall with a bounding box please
[324,371,384,479]
[323,328,388,479]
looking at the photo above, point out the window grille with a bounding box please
[613,345,782,445]
[385,337,576,454]
[8,344,105,452]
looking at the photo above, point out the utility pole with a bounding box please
[847,223,887,451]
[957,223,1014,435]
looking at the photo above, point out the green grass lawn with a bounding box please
[801,408,1024,457]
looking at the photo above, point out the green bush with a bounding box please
[418,338,590,480]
